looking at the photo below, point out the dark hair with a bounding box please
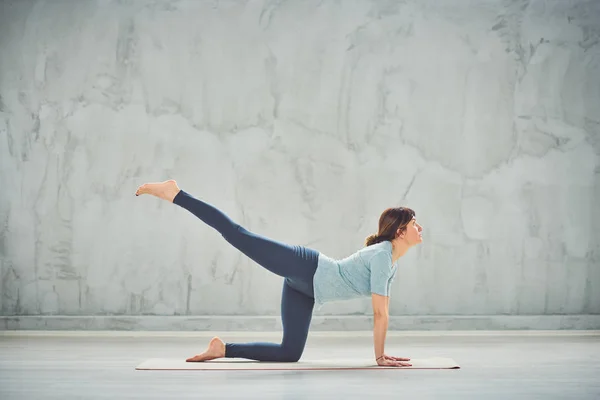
[365,207,416,246]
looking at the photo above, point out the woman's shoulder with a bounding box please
[360,241,393,261]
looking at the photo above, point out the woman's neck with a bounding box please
[391,239,410,262]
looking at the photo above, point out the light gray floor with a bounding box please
[1,331,599,399]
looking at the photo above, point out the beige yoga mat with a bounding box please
[136,357,460,370]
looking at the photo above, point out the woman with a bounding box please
[135,180,423,367]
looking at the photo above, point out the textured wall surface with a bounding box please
[1,0,599,329]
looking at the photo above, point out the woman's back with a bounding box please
[313,241,398,306]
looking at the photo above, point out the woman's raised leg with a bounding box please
[136,181,318,283]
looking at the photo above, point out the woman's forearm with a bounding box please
[373,314,389,359]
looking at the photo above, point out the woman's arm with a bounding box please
[371,293,389,360]
[369,252,410,366]
[372,293,412,367]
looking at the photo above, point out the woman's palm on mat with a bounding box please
[377,354,412,367]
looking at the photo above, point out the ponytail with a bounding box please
[365,233,391,247]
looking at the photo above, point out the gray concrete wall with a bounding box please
[1,0,599,330]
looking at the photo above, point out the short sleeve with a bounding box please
[369,251,394,296]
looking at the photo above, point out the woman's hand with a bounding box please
[376,354,412,367]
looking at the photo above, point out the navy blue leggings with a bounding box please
[173,190,319,362]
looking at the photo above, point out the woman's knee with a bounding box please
[279,353,302,362]
[280,344,304,362]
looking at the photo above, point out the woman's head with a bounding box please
[365,207,422,247]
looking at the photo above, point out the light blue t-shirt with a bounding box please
[312,241,398,306]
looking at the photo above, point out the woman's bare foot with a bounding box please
[135,180,180,202]
[186,336,226,362]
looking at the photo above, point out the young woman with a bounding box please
[135,180,423,367]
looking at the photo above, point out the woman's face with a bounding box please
[399,218,423,245]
